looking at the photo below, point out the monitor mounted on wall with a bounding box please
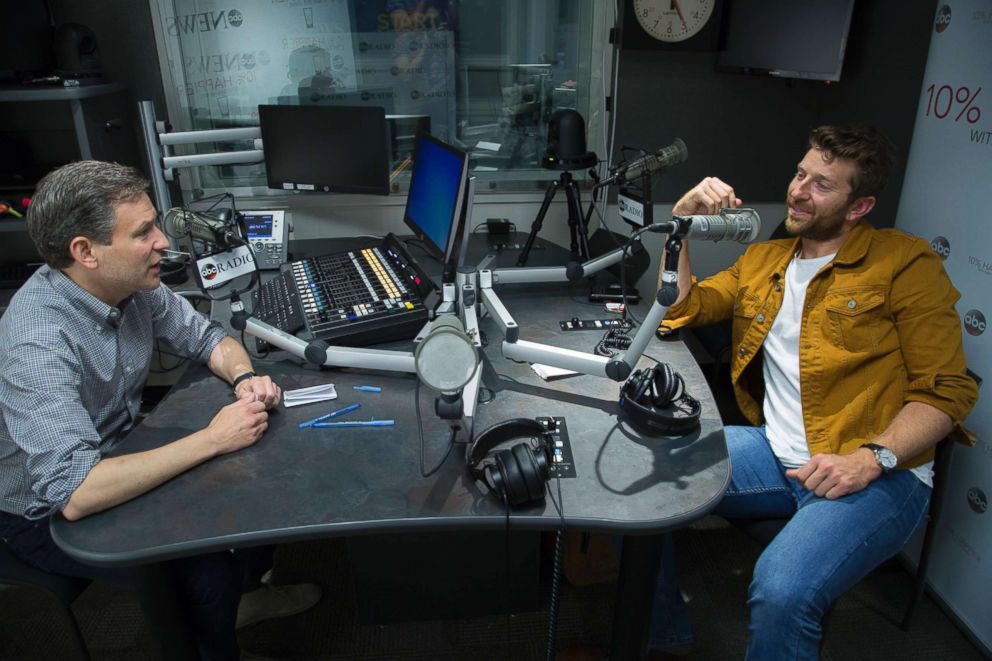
[258,104,390,195]
[717,0,856,82]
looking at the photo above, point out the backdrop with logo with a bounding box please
[895,1,991,650]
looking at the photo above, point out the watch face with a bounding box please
[632,0,716,42]
[877,447,898,470]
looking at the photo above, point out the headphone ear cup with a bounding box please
[494,448,529,506]
[511,443,547,504]
[485,464,506,502]
[468,418,552,507]
[651,363,680,407]
[629,369,651,402]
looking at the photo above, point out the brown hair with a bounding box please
[808,125,896,200]
[27,161,149,268]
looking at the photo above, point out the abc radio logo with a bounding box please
[200,263,219,281]
[227,9,244,27]
[935,5,951,32]
[967,487,987,514]
[930,236,950,260]
[963,309,986,336]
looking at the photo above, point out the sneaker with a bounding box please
[236,581,322,630]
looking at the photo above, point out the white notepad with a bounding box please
[283,383,338,408]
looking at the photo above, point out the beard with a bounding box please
[784,197,849,242]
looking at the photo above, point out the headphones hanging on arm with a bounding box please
[466,418,553,507]
[619,363,701,436]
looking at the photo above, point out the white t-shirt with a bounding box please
[761,252,932,486]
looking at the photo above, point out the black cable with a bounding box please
[502,491,512,661]
[594,327,633,357]
[545,477,567,661]
[415,379,460,478]
[590,201,643,326]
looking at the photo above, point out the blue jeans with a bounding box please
[0,512,274,661]
[649,425,931,659]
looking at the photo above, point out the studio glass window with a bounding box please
[149,0,608,198]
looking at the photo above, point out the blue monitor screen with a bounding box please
[402,134,467,259]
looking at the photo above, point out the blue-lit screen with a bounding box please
[403,135,465,258]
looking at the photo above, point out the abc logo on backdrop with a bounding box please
[930,236,951,260]
[963,309,986,336]
[935,5,952,32]
[967,487,987,514]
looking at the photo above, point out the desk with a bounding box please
[52,239,729,659]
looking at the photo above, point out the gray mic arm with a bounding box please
[486,235,645,285]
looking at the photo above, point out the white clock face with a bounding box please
[632,0,715,43]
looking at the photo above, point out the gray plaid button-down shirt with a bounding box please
[0,266,226,519]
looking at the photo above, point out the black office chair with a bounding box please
[0,540,93,660]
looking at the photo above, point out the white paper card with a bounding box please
[530,363,579,381]
[283,383,338,407]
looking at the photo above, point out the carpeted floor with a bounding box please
[1,518,987,661]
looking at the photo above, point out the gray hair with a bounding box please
[27,160,150,268]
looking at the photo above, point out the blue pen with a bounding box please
[312,419,394,428]
[353,385,382,393]
[298,403,362,429]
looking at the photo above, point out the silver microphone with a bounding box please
[166,209,241,248]
[652,208,762,244]
[604,138,688,185]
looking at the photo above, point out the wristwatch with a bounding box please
[232,371,256,390]
[861,443,898,472]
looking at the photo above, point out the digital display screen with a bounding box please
[245,214,274,239]
[402,134,467,259]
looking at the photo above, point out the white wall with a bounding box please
[894,1,991,652]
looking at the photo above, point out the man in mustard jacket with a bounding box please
[652,125,977,660]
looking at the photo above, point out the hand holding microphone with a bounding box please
[672,176,741,216]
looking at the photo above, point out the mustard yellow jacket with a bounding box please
[664,221,977,468]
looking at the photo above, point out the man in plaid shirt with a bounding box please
[0,161,319,660]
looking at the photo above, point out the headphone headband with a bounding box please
[620,364,701,436]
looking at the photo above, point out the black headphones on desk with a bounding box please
[619,363,701,436]
[467,418,553,507]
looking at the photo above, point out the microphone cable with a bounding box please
[414,378,463,478]
[544,475,567,661]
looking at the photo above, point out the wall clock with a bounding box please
[621,0,722,51]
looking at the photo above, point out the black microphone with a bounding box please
[604,138,688,186]
[167,209,242,249]
[650,208,762,244]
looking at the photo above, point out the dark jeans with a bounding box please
[1,511,274,661]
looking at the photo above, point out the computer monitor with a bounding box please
[441,175,476,283]
[402,133,469,267]
[258,104,390,195]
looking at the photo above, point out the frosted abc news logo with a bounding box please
[935,5,951,32]
[967,487,987,514]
